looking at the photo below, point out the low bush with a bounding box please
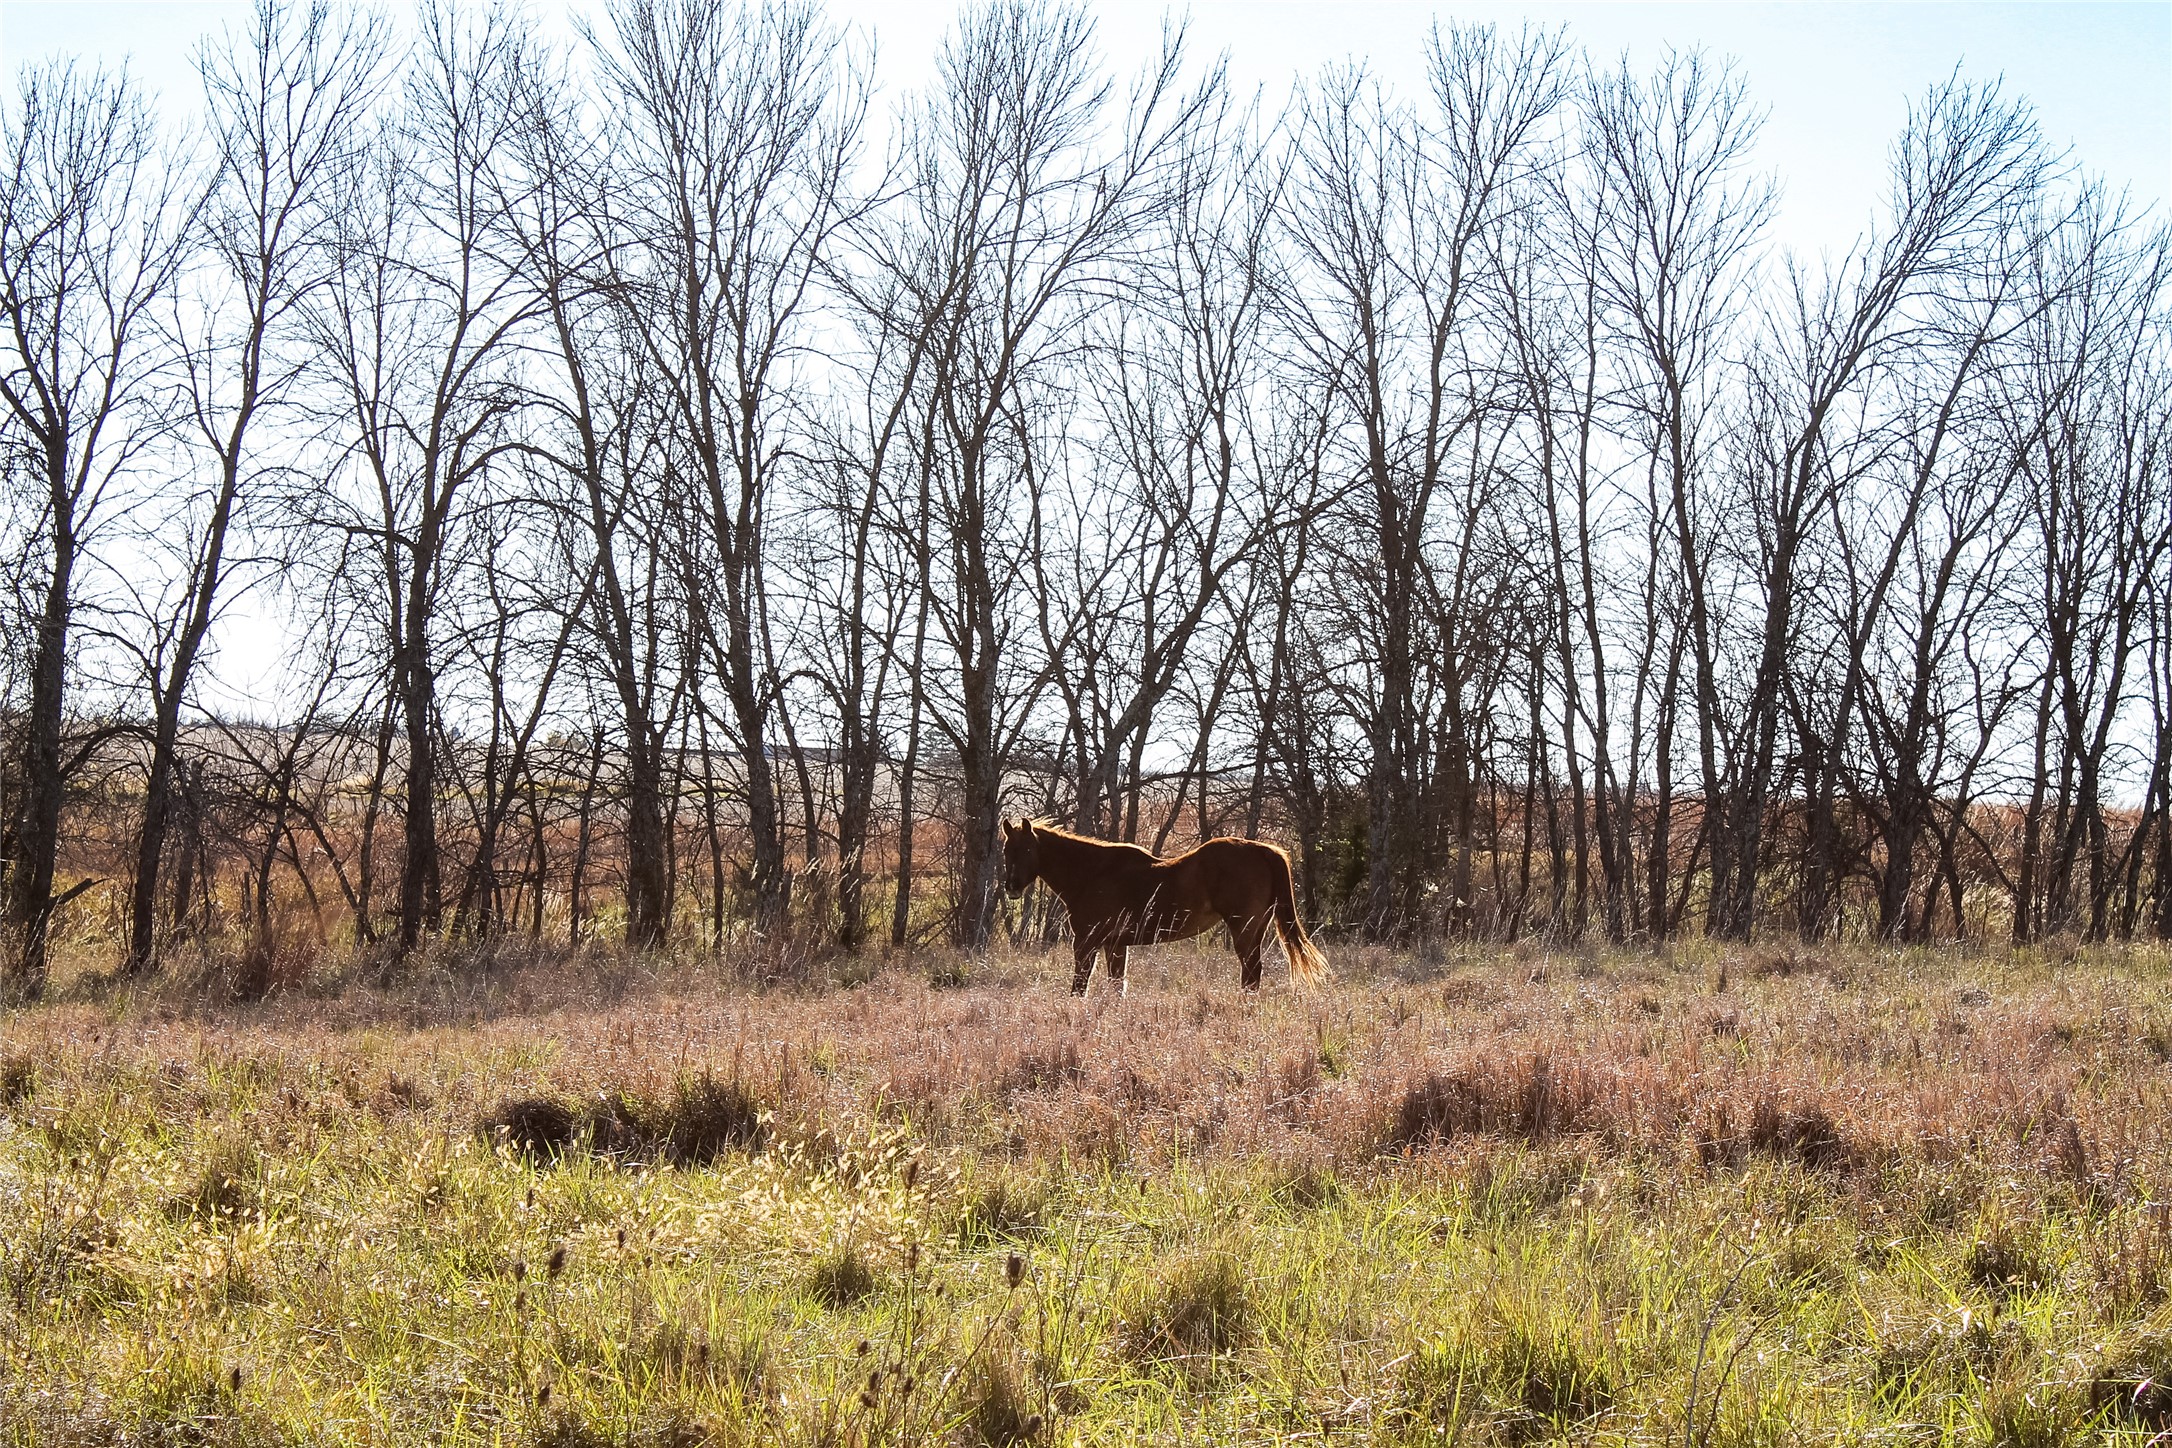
[953,1171,1052,1245]
[166,1136,260,1222]
[0,1051,35,1109]
[2091,1328,2172,1429]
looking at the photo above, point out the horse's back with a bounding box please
[1181,836,1290,869]
[1168,836,1290,903]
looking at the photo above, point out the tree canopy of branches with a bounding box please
[3,0,2168,996]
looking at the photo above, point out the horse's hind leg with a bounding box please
[1071,941,1096,997]
[1104,946,1128,996]
[1232,914,1268,991]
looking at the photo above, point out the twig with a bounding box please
[1684,1243,1764,1448]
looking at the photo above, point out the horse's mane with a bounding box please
[1027,820,1158,861]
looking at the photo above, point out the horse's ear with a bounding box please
[1001,817,1018,839]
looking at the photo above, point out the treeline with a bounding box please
[2,0,2168,996]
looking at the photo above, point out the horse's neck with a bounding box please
[1036,831,1148,895]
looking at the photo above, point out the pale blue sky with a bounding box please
[2,1,2166,254]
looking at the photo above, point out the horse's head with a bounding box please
[1000,818,1039,898]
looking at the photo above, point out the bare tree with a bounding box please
[1050,79,1281,845]
[598,0,866,933]
[869,0,1206,947]
[2008,197,2170,940]
[308,0,535,954]
[0,62,193,994]
[1580,49,1771,939]
[1763,77,2047,940]
[1284,23,1568,938]
[502,35,688,949]
[124,0,388,974]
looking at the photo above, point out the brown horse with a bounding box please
[1000,819,1328,995]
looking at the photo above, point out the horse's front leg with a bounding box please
[1103,945,1128,996]
[1071,940,1097,996]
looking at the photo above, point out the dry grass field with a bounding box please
[3,938,2171,1445]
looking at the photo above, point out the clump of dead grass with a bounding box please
[1964,1209,2053,1298]
[1697,1092,1852,1172]
[954,1170,1052,1246]
[166,1136,261,1222]
[1000,1039,1083,1095]
[2090,1326,2172,1430]
[484,1095,582,1161]
[0,1051,35,1109]
[651,1070,769,1162]
[1266,1156,1342,1211]
[960,1333,1046,1446]
[1385,1055,1604,1150]
[1396,1318,1615,1440]
[806,1244,879,1308]
[1119,1248,1254,1364]
[2087,1200,2172,1310]
[481,1070,767,1167]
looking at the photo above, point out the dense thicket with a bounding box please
[3,0,2167,993]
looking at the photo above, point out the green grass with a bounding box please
[2,942,2170,1443]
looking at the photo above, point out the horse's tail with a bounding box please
[1271,848,1329,986]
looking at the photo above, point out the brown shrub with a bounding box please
[228,928,313,1002]
[961,1335,1046,1446]
[382,1072,432,1112]
[2088,1201,2172,1311]
[1266,1157,1342,1211]
[652,1070,768,1163]
[166,1136,260,1221]
[1964,1229,2050,1298]
[954,1171,1052,1245]
[2091,1329,2172,1429]
[2046,1116,2090,1185]
[1273,1047,1322,1107]
[485,1095,582,1161]
[1746,946,1817,980]
[806,1245,878,1308]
